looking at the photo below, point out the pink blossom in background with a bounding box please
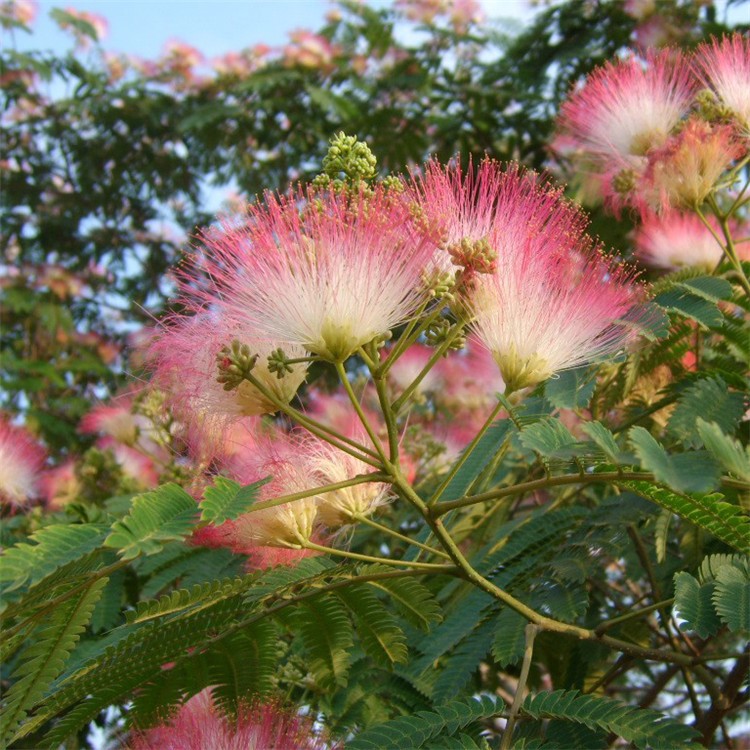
[0,0,37,27]
[40,460,80,510]
[58,7,108,47]
[130,688,332,750]
[695,33,750,135]
[641,118,745,212]
[0,416,47,508]
[96,437,159,489]
[283,30,337,72]
[633,210,749,271]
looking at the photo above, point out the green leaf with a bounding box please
[674,276,733,303]
[713,562,750,633]
[104,483,198,559]
[696,419,750,482]
[654,287,724,328]
[296,594,353,689]
[368,574,443,631]
[521,690,701,749]
[673,572,721,638]
[337,584,408,667]
[436,420,513,502]
[580,421,624,464]
[1,576,108,746]
[628,427,720,493]
[618,480,750,553]
[544,367,596,410]
[520,418,577,458]
[432,618,495,703]
[491,607,527,667]
[0,524,109,594]
[654,509,672,565]
[199,476,270,525]
[347,695,505,750]
[667,377,745,449]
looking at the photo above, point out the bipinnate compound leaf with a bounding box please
[199,476,270,525]
[0,524,109,594]
[347,694,505,749]
[667,377,745,449]
[696,419,750,482]
[673,572,722,638]
[521,690,701,749]
[367,573,443,631]
[713,562,750,633]
[1,576,108,746]
[491,607,527,667]
[295,594,354,689]
[580,421,625,464]
[336,584,408,667]
[104,483,198,559]
[628,427,719,492]
[618,479,750,553]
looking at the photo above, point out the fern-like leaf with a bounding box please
[337,584,408,667]
[1,576,108,746]
[367,574,443,632]
[347,694,505,750]
[629,426,720,493]
[295,594,353,688]
[667,377,745,449]
[673,571,722,638]
[713,561,750,633]
[522,689,701,749]
[199,476,269,525]
[104,483,198,559]
[0,524,108,594]
[492,607,530,668]
[696,419,750,482]
[619,479,750,552]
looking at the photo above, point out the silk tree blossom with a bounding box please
[206,431,320,550]
[695,34,750,135]
[148,312,307,432]
[130,688,332,750]
[641,118,745,211]
[411,159,582,279]
[557,50,696,211]
[634,211,750,271]
[458,169,650,392]
[308,438,390,528]
[0,417,47,507]
[198,186,436,362]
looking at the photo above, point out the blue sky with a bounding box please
[19,1,531,59]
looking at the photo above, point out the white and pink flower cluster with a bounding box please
[130,688,333,750]
[556,35,749,213]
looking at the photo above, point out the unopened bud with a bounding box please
[425,318,466,352]
[216,339,258,391]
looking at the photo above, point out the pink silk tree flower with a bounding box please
[558,50,696,165]
[0,416,47,507]
[307,437,390,528]
[633,210,750,271]
[410,159,589,289]
[456,169,651,392]
[640,118,745,212]
[148,311,308,433]
[557,50,696,212]
[130,688,332,750]
[195,185,436,363]
[695,33,750,136]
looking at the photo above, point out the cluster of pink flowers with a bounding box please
[0,416,47,508]
[130,688,332,750]
[556,35,749,219]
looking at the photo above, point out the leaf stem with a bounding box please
[500,623,539,750]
